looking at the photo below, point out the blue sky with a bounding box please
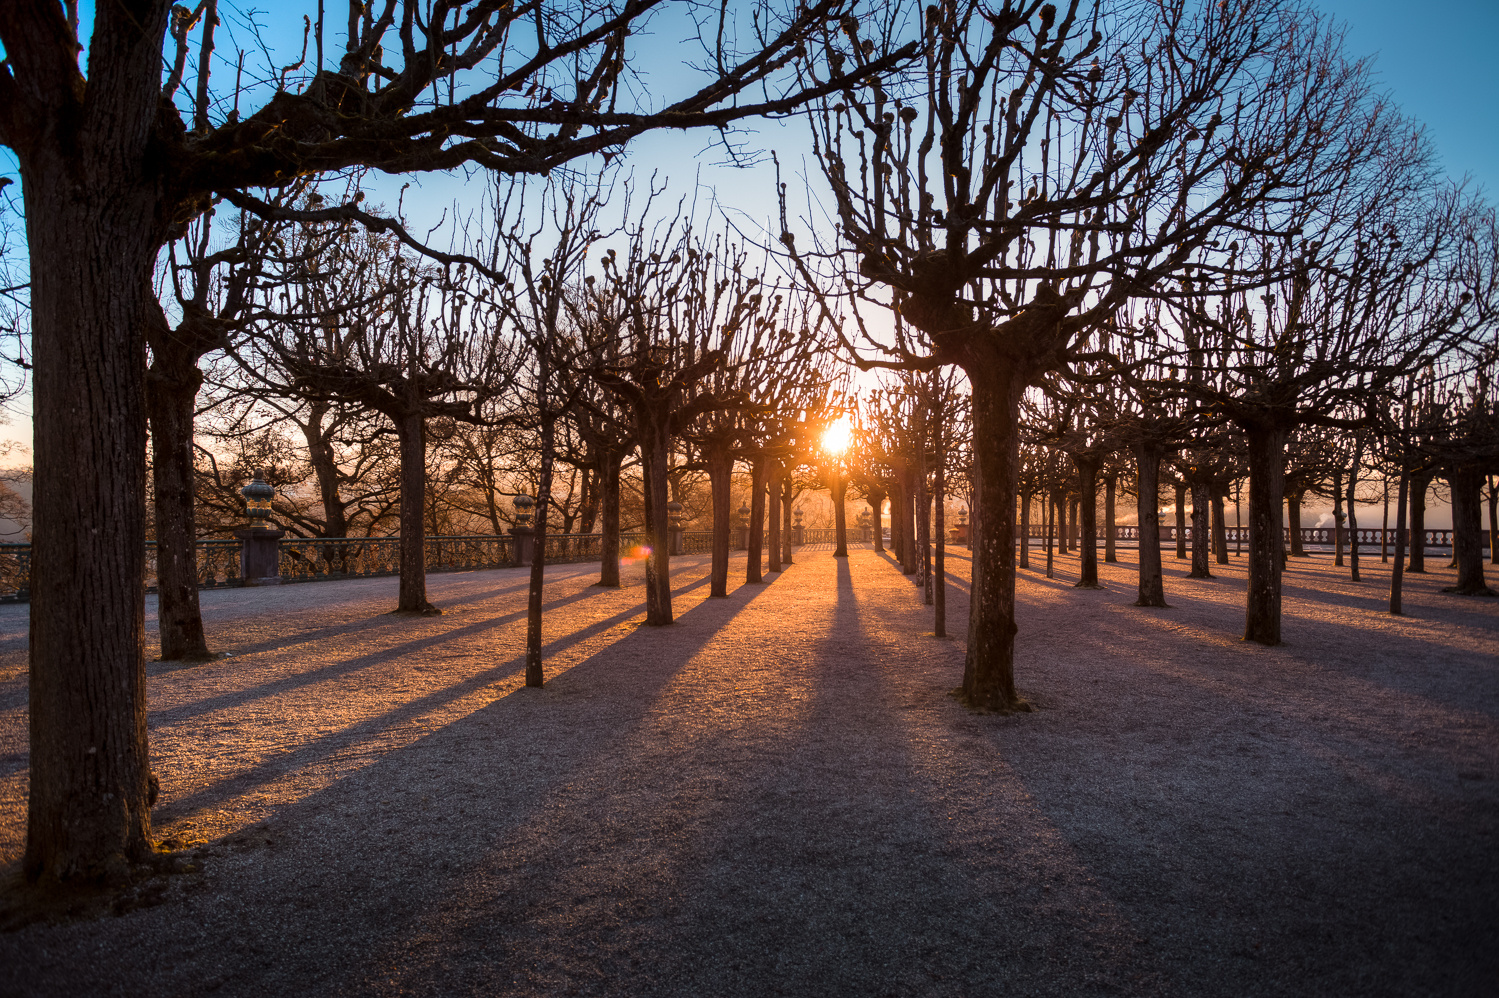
[1316,0,1499,198]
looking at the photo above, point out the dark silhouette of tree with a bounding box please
[788,0,1358,709]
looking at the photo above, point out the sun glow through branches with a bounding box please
[820,415,853,457]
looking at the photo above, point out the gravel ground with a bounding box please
[0,542,1494,997]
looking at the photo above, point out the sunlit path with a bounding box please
[0,546,1494,996]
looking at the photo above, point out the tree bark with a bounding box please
[1104,475,1117,563]
[1489,475,1498,566]
[1408,472,1429,573]
[1019,491,1032,569]
[706,445,733,597]
[1211,488,1229,565]
[302,402,350,537]
[526,409,555,687]
[916,462,931,603]
[1446,464,1494,595]
[1173,483,1187,559]
[1244,425,1288,644]
[1045,491,1055,579]
[147,352,212,661]
[767,461,783,572]
[24,97,163,881]
[1133,443,1168,607]
[747,455,767,583]
[868,488,886,554]
[1189,481,1213,579]
[833,471,849,558]
[780,474,794,566]
[394,412,435,614]
[1287,490,1306,556]
[959,364,1026,711]
[1075,458,1101,588]
[638,408,673,624]
[1391,466,1409,615]
[1346,452,1362,583]
[596,450,623,587]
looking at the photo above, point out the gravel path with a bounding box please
[0,543,1494,997]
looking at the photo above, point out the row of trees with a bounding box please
[5,0,1496,888]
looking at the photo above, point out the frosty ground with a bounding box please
[0,541,1494,997]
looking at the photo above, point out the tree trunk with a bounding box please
[1244,425,1288,644]
[747,455,767,583]
[303,402,350,537]
[1211,488,1229,565]
[147,352,212,661]
[1346,448,1362,582]
[868,489,886,554]
[1287,490,1306,556]
[1408,472,1429,573]
[1045,491,1055,579]
[959,363,1027,711]
[1133,443,1168,607]
[833,471,849,558]
[916,462,931,603]
[780,475,794,566]
[1019,490,1032,569]
[526,409,555,687]
[1173,483,1187,559]
[1075,459,1101,588]
[1104,475,1117,563]
[1069,497,1079,552]
[394,412,435,614]
[706,445,733,597]
[597,450,623,587]
[1446,464,1494,595]
[767,461,783,572]
[1391,466,1409,615]
[638,408,673,624]
[24,121,163,881]
[1189,481,1212,579]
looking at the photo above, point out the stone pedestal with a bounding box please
[669,525,684,556]
[792,525,805,547]
[510,526,535,568]
[234,527,285,585]
[735,526,749,551]
[860,525,871,543]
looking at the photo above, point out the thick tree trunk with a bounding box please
[1408,472,1429,573]
[147,353,212,661]
[526,411,556,686]
[1189,481,1212,579]
[1391,467,1409,615]
[706,445,733,597]
[1287,491,1306,556]
[1447,465,1494,595]
[960,364,1027,711]
[916,464,931,603]
[1069,497,1079,552]
[833,472,849,558]
[1019,491,1032,569]
[638,409,673,624]
[1104,476,1117,563]
[24,114,164,881]
[597,451,623,587]
[1133,443,1168,607]
[394,412,435,614]
[1211,488,1229,565]
[747,455,767,583]
[1075,459,1100,588]
[1244,426,1287,644]
[767,461,783,572]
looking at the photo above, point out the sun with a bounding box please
[820,414,853,457]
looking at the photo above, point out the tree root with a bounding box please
[388,603,443,617]
[1441,585,1497,597]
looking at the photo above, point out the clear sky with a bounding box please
[1315,0,1499,198]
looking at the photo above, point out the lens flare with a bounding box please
[820,415,853,456]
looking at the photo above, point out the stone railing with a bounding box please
[0,528,755,603]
